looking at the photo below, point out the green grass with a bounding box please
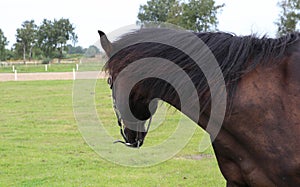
[0,62,104,73]
[0,80,226,186]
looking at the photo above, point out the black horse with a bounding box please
[99,28,300,186]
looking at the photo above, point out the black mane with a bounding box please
[104,28,300,113]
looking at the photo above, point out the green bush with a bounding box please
[42,58,51,64]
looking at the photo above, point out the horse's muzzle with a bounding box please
[113,139,144,148]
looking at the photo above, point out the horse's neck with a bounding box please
[156,88,211,129]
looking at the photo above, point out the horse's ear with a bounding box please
[98,30,113,57]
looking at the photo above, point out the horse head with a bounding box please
[98,30,158,148]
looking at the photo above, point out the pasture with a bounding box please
[0,63,77,73]
[0,61,105,73]
[0,80,225,186]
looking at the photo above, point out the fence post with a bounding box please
[76,64,79,71]
[73,68,76,80]
[45,64,48,72]
[12,65,15,72]
[14,70,17,81]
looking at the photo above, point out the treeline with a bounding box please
[67,45,100,58]
[0,18,99,63]
[138,0,300,36]
[138,0,224,32]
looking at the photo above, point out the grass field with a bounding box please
[0,80,226,186]
[0,62,104,73]
[0,63,77,73]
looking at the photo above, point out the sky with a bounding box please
[0,0,280,49]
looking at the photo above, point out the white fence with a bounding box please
[0,71,107,82]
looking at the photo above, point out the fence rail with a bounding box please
[0,71,107,82]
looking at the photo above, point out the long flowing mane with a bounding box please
[104,28,300,113]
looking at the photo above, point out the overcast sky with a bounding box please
[1,0,280,49]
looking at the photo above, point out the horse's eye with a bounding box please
[107,76,112,88]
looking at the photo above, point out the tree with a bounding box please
[37,18,78,62]
[16,20,37,63]
[53,18,78,62]
[67,44,85,54]
[5,48,16,60]
[85,45,100,58]
[137,0,224,32]
[0,29,8,61]
[37,19,54,59]
[276,0,300,36]
[181,0,224,31]
[138,0,178,23]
